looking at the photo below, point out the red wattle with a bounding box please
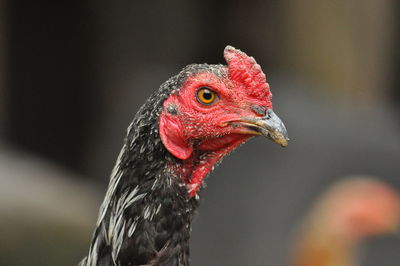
[159,114,193,160]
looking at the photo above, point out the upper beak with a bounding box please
[237,109,289,147]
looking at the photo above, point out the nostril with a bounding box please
[265,109,272,119]
[251,104,267,116]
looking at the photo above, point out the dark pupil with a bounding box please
[202,90,212,100]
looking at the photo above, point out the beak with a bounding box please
[237,109,289,147]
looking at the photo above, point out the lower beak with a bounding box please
[238,109,289,147]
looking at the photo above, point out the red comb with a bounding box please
[224,45,272,101]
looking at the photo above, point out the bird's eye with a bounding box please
[196,87,217,105]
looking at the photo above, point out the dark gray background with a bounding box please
[1,1,400,265]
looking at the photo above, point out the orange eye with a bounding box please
[197,87,217,105]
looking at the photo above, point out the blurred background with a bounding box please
[0,1,400,265]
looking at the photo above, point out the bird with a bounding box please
[80,46,289,266]
[289,177,400,266]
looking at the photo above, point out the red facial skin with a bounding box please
[159,47,274,196]
[160,70,272,196]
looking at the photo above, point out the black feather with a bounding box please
[81,64,223,266]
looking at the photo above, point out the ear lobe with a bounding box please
[159,114,193,160]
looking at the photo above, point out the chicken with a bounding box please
[289,177,400,266]
[80,46,288,266]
